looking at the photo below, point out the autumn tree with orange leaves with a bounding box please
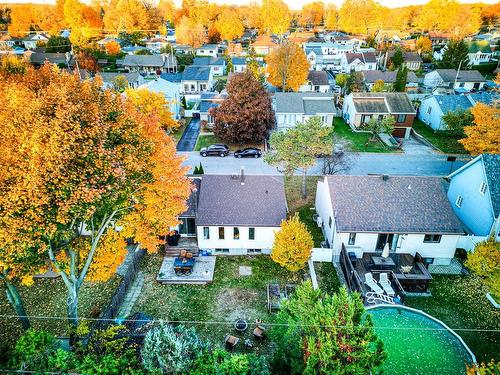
[0,64,191,331]
[105,40,122,55]
[460,102,500,155]
[214,8,244,45]
[266,42,309,92]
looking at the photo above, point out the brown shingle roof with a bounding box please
[196,175,287,227]
[325,175,464,234]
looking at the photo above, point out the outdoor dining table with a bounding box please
[173,257,195,274]
[371,256,396,269]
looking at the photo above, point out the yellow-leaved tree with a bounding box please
[0,64,191,331]
[465,238,500,301]
[460,102,500,155]
[271,214,313,272]
[125,88,179,132]
[214,8,244,45]
[260,0,291,36]
[266,42,309,92]
[175,15,206,48]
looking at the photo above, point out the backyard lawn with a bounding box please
[132,255,303,352]
[412,119,467,154]
[0,277,120,348]
[332,118,393,153]
[405,274,500,363]
[194,133,263,152]
[284,176,320,214]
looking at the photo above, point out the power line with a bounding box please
[0,314,499,332]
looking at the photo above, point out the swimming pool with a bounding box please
[368,305,476,375]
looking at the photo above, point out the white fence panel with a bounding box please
[310,247,333,262]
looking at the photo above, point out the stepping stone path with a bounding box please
[239,266,252,276]
[117,271,144,319]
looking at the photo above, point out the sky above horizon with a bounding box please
[0,0,498,9]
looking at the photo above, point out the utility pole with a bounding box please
[453,59,463,88]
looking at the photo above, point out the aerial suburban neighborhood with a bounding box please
[0,0,499,373]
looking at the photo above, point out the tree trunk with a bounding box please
[66,281,79,328]
[301,168,307,200]
[5,281,30,330]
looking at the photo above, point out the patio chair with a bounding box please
[224,335,239,351]
[179,249,187,257]
[379,273,396,296]
[253,325,266,340]
[364,273,384,294]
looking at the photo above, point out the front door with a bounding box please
[376,233,394,251]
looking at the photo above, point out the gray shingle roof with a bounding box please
[274,92,335,114]
[434,95,473,114]
[28,52,72,66]
[196,175,287,226]
[160,72,182,82]
[362,70,419,84]
[181,66,211,81]
[120,54,177,68]
[97,72,141,83]
[231,57,247,65]
[326,175,464,233]
[192,56,225,66]
[436,69,486,83]
[345,52,377,64]
[468,92,499,105]
[351,92,415,114]
[482,154,500,216]
[307,70,329,85]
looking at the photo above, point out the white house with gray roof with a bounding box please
[273,92,337,129]
[418,92,497,130]
[195,44,220,57]
[172,174,288,256]
[423,69,486,92]
[97,72,145,90]
[447,154,500,249]
[192,56,226,76]
[117,54,178,75]
[315,175,465,265]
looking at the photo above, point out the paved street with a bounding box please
[179,151,470,177]
[176,118,200,151]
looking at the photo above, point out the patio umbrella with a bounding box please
[381,242,390,258]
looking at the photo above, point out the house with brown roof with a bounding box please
[251,35,278,55]
[167,174,288,256]
[299,70,330,93]
[382,51,423,71]
[361,70,419,92]
[315,175,464,266]
[342,92,416,138]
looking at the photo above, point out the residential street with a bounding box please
[176,118,200,151]
[180,151,470,176]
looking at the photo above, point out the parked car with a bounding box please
[200,144,230,157]
[234,147,262,158]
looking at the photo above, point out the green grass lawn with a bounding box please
[132,255,302,352]
[0,277,120,349]
[405,274,500,363]
[284,176,320,214]
[314,262,341,296]
[297,204,323,247]
[194,134,219,151]
[412,119,467,154]
[332,118,393,153]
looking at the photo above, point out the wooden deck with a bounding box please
[164,237,199,257]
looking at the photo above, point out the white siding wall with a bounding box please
[314,179,336,248]
[196,225,279,255]
[340,232,459,265]
[417,97,445,130]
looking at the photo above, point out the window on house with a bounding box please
[190,84,196,91]
[249,227,255,240]
[233,227,240,240]
[348,233,356,245]
[218,227,225,240]
[455,195,463,208]
[459,82,465,88]
[423,234,442,243]
[215,248,229,253]
[184,84,189,92]
[247,249,261,254]
[328,217,332,228]
[427,106,432,114]
[479,181,487,195]
[203,227,210,240]
[397,114,406,123]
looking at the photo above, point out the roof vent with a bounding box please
[382,174,389,181]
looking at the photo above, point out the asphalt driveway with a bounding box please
[176,118,200,151]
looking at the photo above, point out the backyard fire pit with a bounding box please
[234,319,248,332]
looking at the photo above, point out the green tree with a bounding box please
[391,48,404,69]
[465,238,500,301]
[442,108,474,135]
[271,282,386,374]
[345,72,363,93]
[191,349,270,375]
[46,36,71,53]
[393,67,408,92]
[335,73,348,88]
[265,117,332,199]
[135,49,152,55]
[363,116,395,141]
[142,323,207,374]
[440,39,470,69]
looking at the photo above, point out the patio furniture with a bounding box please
[372,256,396,269]
[224,335,239,350]
[180,249,187,257]
[253,325,266,339]
[379,273,396,296]
[173,257,195,275]
[348,252,357,266]
[365,273,384,294]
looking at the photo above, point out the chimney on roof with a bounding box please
[382,174,389,181]
[240,167,245,185]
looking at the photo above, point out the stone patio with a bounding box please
[428,258,469,275]
[157,256,216,284]
[239,266,252,276]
